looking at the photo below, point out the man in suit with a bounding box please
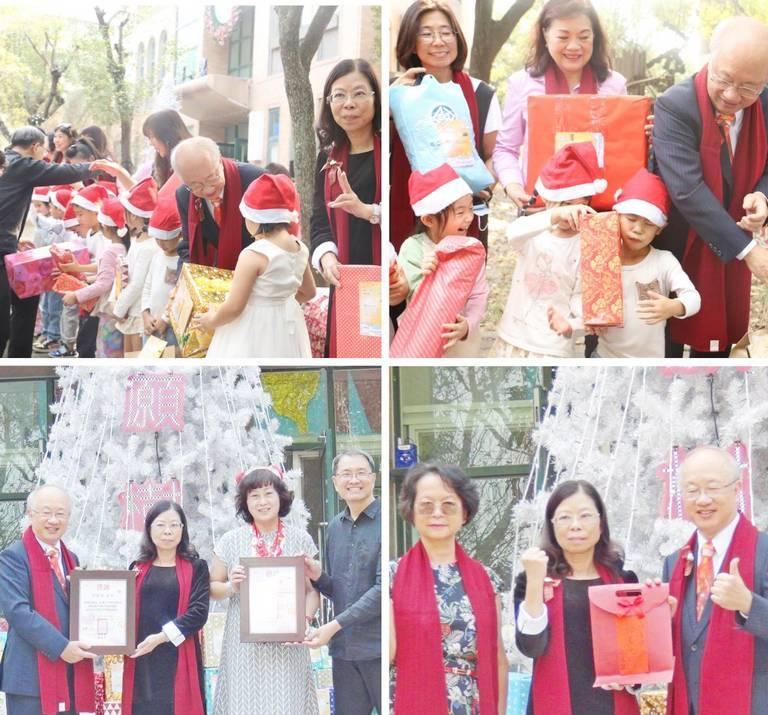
[0,485,96,715]
[653,17,768,357]
[663,446,768,715]
[171,136,264,271]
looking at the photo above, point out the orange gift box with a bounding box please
[588,582,675,686]
[580,211,623,327]
[333,265,381,358]
[526,95,651,210]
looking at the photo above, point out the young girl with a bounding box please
[113,177,159,353]
[192,173,316,358]
[490,142,605,358]
[61,197,129,358]
[141,196,182,346]
[398,163,489,356]
[48,194,81,357]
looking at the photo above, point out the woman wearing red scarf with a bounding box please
[122,500,208,715]
[391,0,500,252]
[310,58,381,358]
[209,468,320,715]
[493,0,627,209]
[514,480,639,715]
[390,464,507,714]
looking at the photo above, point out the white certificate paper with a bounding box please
[247,566,298,634]
[77,579,128,647]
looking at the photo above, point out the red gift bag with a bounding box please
[580,211,623,327]
[390,235,485,358]
[527,95,651,210]
[332,265,382,358]
[588,582,675,686]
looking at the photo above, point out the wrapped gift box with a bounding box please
[4,241,89,298]
[730,330,768,358]
[333,265,381,358]
[103,655,124,701]
[103,703,121,715]
[639,689,667,715]
[526,94,651,210]
[317,686,334,715]
[202,612,227,668]
[580,212,623,327]
[506,671,531,715]
[302,288,329,358]
[314,667,334,689]
[204,667,218,712]
[169,263,233,357]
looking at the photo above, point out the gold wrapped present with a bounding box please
[202,612,227,667]
[169,263,233,357]
[103,655,124,701]
[639,689,667,715]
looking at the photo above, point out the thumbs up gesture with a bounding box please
[710,557,753,614]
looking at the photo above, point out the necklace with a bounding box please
[251,519,285,557]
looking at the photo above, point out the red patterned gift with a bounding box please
[51,273,97,313]
[4,241,89,298]
[302,289,329,359]
[332,265,381,358]
[580,211,623,327]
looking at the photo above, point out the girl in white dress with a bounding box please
[194,173,316,358]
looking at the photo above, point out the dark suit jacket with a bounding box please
[663,530,768,715]
[175,161,264,268]
[652,77,768,264]
[0,539,76,698]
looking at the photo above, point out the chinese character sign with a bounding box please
[118,478,182,531]
[121,373,186,433]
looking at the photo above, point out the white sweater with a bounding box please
[114,237,159,319]
[142,252,179,320]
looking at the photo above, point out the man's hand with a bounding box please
[61,641,96,663]
[303,555,322,581]
[738,192,768,233]
[303,621,342,648]
[743,244,768,283]
[711,557,753,613]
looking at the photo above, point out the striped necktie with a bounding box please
[47,547,67,593]
[695,540,715,620]
[716,113,736,164]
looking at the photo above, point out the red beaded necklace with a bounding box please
[251,519,285,558]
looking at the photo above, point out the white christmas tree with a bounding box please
[34,365,307,568]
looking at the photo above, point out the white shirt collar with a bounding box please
[35,534,61,554]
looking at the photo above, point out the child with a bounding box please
[141,195,182,346]
[113,177,159,353]
[398,163,489,357]
[61,197,129,358]
[489,142,604,358]
[192,173,316,358]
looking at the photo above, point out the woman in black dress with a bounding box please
[514,480,639,715]
[122,500,209,715]
[310,58,381,357]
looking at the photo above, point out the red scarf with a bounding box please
[21,527,95,715]
[670,66,767,352]
[121,557,205,715]
[390,70,482,251]
[187,158,243,270]
[543,63,598,95]
[392,540,498,714]
[667,514,758,715]
[530,563,639,715]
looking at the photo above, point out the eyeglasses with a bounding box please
[151,522,183,531]
[708,69,765,99]
[335,471,374,481]
[29,509,69,521]
[683,478,739,501]
[415,500,460,516]
[327,90,376,106]
[187,167,223,193]
[551,512,600,528]
[416,28,457,43]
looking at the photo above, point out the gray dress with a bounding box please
[213,523,320,715]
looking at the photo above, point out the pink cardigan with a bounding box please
[492,68,627,188]
[74,242,126,304]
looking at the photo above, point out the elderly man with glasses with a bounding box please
[652,16,768,358]
[304,448,381,715]
[662,446,768,715]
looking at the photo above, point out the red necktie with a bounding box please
[716,113,735,163]
[212,200,222,226]
[47,547,67,593]
[695,540,715,620]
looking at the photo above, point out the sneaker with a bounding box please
[48,344,77,358]
[33,337,57,351]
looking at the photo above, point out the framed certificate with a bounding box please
[239,556,304,642]
[70,570,137,655]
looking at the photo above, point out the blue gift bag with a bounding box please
[506,671,531,715]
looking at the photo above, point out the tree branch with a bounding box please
[299,5,337,70]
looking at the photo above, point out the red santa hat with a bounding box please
[62,201,79,229]
[408,163,472,217]
[535,142,607,202]
[613,168,671,228]
[239,174,299,225]
[50,188,73,212]
[148,195,182,240]
[95,180,117,198]
[119,177,158,218]
[32,187,50,203]
[70,183,111,213]
[97,197,128,237]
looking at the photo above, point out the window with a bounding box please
[317,9,339,62]
[224,122,250,162]
[269,7,340,75]
[267,107,280,164]
[228,6,254,78]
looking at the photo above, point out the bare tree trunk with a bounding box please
[23,32,68,126]
[275,5,337,244]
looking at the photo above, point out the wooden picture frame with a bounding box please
[239,556,304,643]
[70,569,137,656]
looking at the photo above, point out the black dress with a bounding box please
[132,558,210,715]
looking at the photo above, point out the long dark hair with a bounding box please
[526,0,612,84]
[540,480,624,578]
[315,58,381,153]
[65,136,104,162]
[142,110,193,188]
[80,125,111,158]
[396,0,469,72]
[52,123,78,164]
[136,500,198,563]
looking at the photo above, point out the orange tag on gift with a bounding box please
[616,614,649,675]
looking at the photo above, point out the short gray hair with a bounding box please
[26,484,71,512]
[679,445,740,483]
[170,135,221,174]
[332,449,375,474]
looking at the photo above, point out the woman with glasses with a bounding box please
[514,480,639,714]
[391,0,501,252]
[121,500,209,715]
[310,57,381,357]
[492,0,626,210]
[390,463,508,714]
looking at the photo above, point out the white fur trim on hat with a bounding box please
[50,194,67,212]
[32,191,50,202]
[63,217,79,228]
[613,198,667,228]
[535,177,607,202]
[119,193,153,218]
[148,226,182,240]
[239,198,298,225]
[71,195,99,213]
[97,209,127,237]
[411,177,472,217]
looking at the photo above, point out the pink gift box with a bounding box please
[4,241,89,299]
